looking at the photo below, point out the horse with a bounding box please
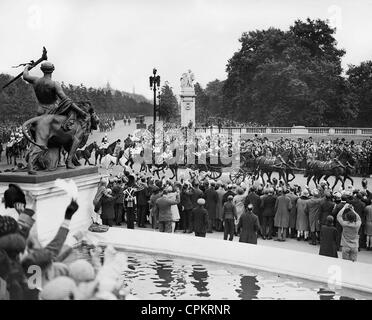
[304,158,345,188]
[337,149,357,186]
[22,101,99,172]
[95,140,118,165]
[75,141,98,165]
[5,143,20,166]
[141,156,169,179]
[320,150,357,189]
[255,155,288,184]
[280,147,305,183]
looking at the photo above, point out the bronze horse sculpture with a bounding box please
[22,101,99,172]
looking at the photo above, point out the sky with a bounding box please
[0,0,371,99]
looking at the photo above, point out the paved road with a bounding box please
[1,117,371,191]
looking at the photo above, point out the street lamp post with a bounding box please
[149,68,160,151]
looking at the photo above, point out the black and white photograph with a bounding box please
[1,0,372,307]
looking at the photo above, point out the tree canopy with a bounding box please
[196,18,369,127]
[0,74,152,122]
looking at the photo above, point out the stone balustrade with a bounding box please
[195,126,372,137]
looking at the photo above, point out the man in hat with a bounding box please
[261,187,277,240]
[136,177,150,228]
[222,195,237,241]
[23,61,88,119]
[203,180,218,233]
[237,203,261,244]
[191,198,209,237]
[319,191,335,227]
[245,186,262,233]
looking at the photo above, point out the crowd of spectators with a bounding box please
[93,168,369,264]
[0,183,132,300]
[198,117,263,128]
[0,116,28,144]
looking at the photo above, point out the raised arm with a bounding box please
[22,65,38,84]
[337,205,347,227]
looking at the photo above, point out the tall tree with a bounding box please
[347,61,372,127]
[222,18,357,126]
[194,82,209,123]
[159,83,178,122]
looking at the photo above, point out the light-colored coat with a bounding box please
[155,193,180,222]
[296,196,309,231]
[274,194,292,228]
[216,188,226,221]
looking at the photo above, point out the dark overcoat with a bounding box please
[237,211,261,244]
[319,225,338,258]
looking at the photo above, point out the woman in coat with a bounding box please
[149,187,161,229]
[92,178,109,224]
[287,189,298,238]
[319,216,338,258]
[180,183,194,233]
[233,187,247,234]
[274,188,292,241]
[167,186,180,233]
[305,189,323,245]
[216,182,226,232]
[101,189,117,227]
[296,190,310,240]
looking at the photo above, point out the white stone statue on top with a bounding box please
[180,69,195,89]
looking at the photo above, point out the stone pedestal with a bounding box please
[0,166,102,246]
[180,87,195,127]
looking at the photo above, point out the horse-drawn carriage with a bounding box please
[229,149,302,185]
[229,147,357,190]
[137,146,238,181]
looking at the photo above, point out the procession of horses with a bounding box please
[69,129,368,191]
[1,112,369,191]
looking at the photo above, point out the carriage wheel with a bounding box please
[207,170,222,180]
[229,168,246,185]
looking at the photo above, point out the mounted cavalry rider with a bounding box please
[101,134,109,149]
[7,133,16,148]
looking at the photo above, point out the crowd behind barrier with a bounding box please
[198,117,263,128]
[92,167,370,262]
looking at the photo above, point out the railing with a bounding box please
[270,127,292,134]
[334,128,358,135]
[194,126,372,136]
[362,128,372,135]
[307,127,330,134]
